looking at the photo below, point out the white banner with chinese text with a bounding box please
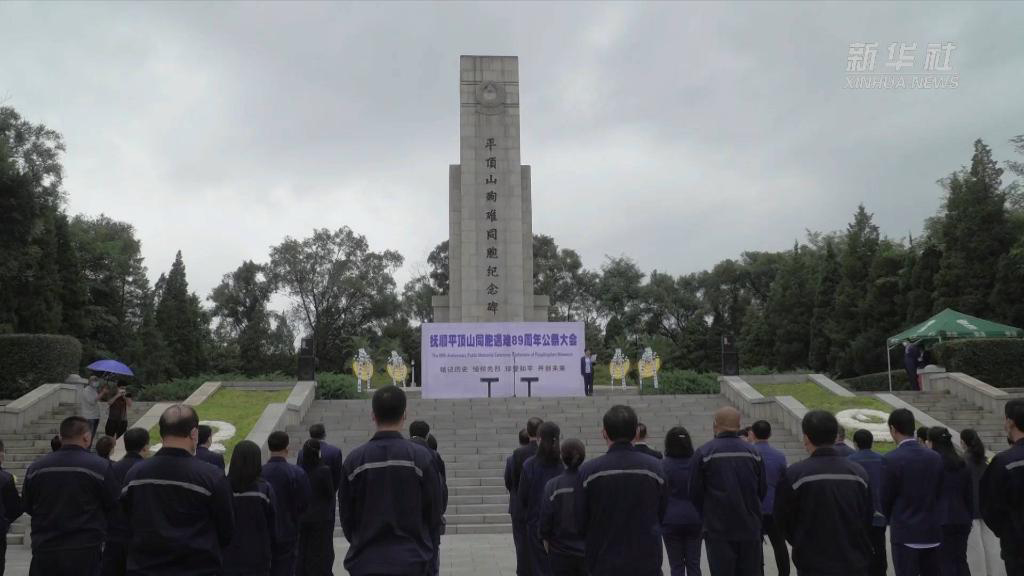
[421,322,585,399]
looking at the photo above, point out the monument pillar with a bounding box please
[432,55,549,323]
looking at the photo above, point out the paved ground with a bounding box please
[4,536,801,575]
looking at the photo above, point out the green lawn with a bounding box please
[149,387,291,462]
[753,381,898,452]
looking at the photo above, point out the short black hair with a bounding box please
[526,417,544,438]
[309,423,326,440]
[603,405,638,443]
[409,420,430,439]
[739,426,751,438]
[50,435,62,452]
[916,426,929,442]
[1006,399,1024,432]
[853,428,874,450]
[123,428,149,453]
[887,409,915,437]
[60,416,91,440]
[198,425,213,445]
[372,386,407,425]
[518,428,530,446]
[636,422,649,441]
[95,435,115,459]
[268,431,290,452]
[158,405,199,439]
[751,420,772,440]
[664,426,694,458]
[802,410,839,447]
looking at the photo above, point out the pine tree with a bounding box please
[155,251,208,377]
[827,205,880,376]
[769,243,813,370]
[54,212,88,337]
[808,240,839,371]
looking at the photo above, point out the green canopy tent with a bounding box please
[886,308,1024,391]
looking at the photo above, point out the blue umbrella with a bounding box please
[87,359,135,377]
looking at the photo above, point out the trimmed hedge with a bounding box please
[933,338,1024,389]
[640,369,719,395]
[315,372,367,400]
[0,334,82,399]
[841,370,914,392]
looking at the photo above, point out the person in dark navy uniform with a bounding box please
[222,440,278,576]
[338,386,443,576]
[121,404,235,576]
[882,408,944,576]
[661,427,702,576]
[750,419,789,576]
[0,439,23,576]
[196,424,226,472]
[848,429,889,576]
[633,423,663,460]
[981,398,1024,576]
[927,427,973,576]
[507,417,543,576]
[297,439,336,576]
[773,410,873,576]
[539,439,586,576]
[519,422,564,575]
[575,405,667,576]
[689,406,766,576]
[410,421,448,576]
[101,427,149,576]
[261,431,311,576]
[298,423,343,494]
[23,416,120,576]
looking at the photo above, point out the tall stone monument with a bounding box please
[432,55,549,323]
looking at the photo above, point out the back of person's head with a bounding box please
[426,433,438,452]
[928,426,964,470]
[603,405,638,443]
[372,386,407,426]
[664,426,694,458]
[50,435,62,452]
[537,421,561,464]
[836,426,847,442]
[518,428,530,446]
[409,420,430,439]
[887,409,916,438]
[268,430,290,453]
[751,420,771,441]
[159,404,199,439]
[95,435,115,459]
[802,410,839,448]
[635,422,649,442]
[853,429,874,450]
[123,427,149,453]
[916,426,929,442]
[300,439,321,471]
[960,428,986,466]
[526,417,544,438]
[198,425,213,446]
[713,406,741,434]
[228,440,263,493]
[309,423,326,440]
[1006,399,1024,433]
[60,416,91,441]
[560,438,585,471]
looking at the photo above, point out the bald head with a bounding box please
[159,404,199,439]
[714,406,742,434]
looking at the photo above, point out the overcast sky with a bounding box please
[2,1,1021,303]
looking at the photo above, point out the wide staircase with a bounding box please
[894,390,1013,451]
[289,388,806,536]
[3,400,153,546]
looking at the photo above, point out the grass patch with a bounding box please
[753,381,898,453]
[149,387,291,462]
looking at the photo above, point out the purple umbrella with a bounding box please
[87,359,135,377]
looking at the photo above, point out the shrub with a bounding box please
[933,338,1024,389]
[134,379,205,401]
[841,370,914,392]
[316,372,366,400]
[0,334,82,398]
[641,369,719,395]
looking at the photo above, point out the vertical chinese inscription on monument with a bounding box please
[484,137,499,314]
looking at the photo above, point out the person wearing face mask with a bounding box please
[80,376,116,448]
[121,404,235,575]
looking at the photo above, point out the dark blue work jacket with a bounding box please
[196,446,225,472]
[518,455,564,529]
[982,438,1024,560]
[662,455,700,527]
[261,456,310,545]
[848,448,887,527]
[107,451,145,544]
[689,431,766,541]
[539,470,584,557]
[881,439,945,544]
[221,478,277,576]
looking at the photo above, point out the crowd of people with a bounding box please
[4,383,1024,576]
[505,401,1024,576]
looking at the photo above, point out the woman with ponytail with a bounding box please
[539,438,586,576]
[929,426,973,576]
[518,422,564,575]
[662,426,701,576]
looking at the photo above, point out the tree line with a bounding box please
[2,105,1022,387]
